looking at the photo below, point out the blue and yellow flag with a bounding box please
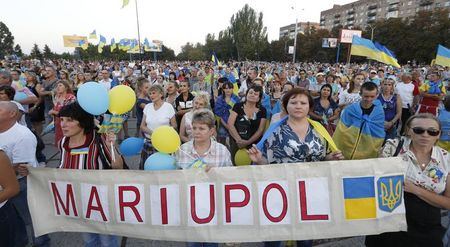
[110,38,117,52]
[144,38,151,52]
[343,176,376,220]
[435,44,450,67]
[122,0,129,8]
[333,101,385,160]
[374,42,401,68]
[98,35,106,53]
[89,30,97,39]
[211,52,222,67]
[351,36,400,68]
[79,40,88,50]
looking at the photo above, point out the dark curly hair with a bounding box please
[58,101,95,134]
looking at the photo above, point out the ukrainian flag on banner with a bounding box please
[374,42,401,68]
[79,40,88,50]
[435,45,450,67]
[89,30,97,39]
[333,101,385,160]
[211,52,222,67]
[144,38,151,52]
[343,176,376,220]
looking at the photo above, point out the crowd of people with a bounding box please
[0,57,450,247]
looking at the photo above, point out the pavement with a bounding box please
[33,117,375,247]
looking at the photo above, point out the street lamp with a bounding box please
[291,7,304,63]
[366,24,375,41]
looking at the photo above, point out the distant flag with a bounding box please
[98,35,107,53]
[89,30,97,39]
[122,0,130,8]
[79,40,88,50]
[373,42,401,68]
[144,38,151,52]
[350,36,400,68]
[110,38,117,52]
[211,52,222,67]
[435,44,450,67]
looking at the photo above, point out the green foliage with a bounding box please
[13,44,23,57]
[0,21,14,58]
[30,43,43,60]
[43,44,53,59]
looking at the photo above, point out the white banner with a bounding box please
[27,157,407,242]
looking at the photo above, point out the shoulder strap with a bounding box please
[393,138,404,157]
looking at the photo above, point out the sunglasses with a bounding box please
[411,127,440,136]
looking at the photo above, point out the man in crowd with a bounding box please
[333,82,385,160]
[0,101,51,247]
[395,73,420,134]
[238,67,257,97]
[98,69,112,91]
[40,66,58,122]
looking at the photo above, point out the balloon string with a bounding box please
[111,141,116,163]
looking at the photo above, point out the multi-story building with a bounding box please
[279,22,321,39]
[320,0,450,30]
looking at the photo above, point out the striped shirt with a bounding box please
[175,139,232,169]
[58,132,113,170]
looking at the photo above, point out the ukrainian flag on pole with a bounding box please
[211,52,222,67]
[89,30,97,39]
[435,45,450,67]
[110,38,116,52]
[351,36,400,68]
[374,42,401,68]
[98,35,106,53]
[79,40,88,50]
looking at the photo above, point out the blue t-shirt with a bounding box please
[136,98,151,125]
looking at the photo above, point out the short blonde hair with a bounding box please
[193,91,210,108]
[192,109,215,129]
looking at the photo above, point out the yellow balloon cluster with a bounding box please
[234,149,252,166]
[108,85,136,114]
[151,126,181,154]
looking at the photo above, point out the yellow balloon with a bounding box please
[151,126,181,154]
[234,148,252,166]
[108,85,136,114]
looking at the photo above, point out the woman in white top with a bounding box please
[0,149,23,247]
[338,73,364,108]
[179,92,210,143]
[139,84,177,169]
[366,113,450,247]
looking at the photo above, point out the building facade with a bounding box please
[320,0,450,30]
[279,22,321,39]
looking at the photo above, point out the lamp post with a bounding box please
[291,7,304,63]
[367,24,375,41]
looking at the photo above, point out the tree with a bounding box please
[43,44,53,59]
[0,22,14,58]
[13,44,23,57]
[229,4,268,60]
[30,43,43,60]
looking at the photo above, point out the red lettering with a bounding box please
[224,184,250,223]
[262,183,287,222]
[160,188,168,225]
[299,181,329,221]
[118,186,143,222]
[50,182,78,217]
[190,185,215,224]
[85,186,108,221]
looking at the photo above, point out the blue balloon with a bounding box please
[119,137,144,156]
[14,92,28,101]
[144,152,176,171]
[77,81,109,115]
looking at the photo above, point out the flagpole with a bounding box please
[135,0,142,65]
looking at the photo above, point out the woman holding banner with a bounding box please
[57,102,123,247]
[366,113,450,247]
[248,88,344,247]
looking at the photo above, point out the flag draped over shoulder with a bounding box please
[350,36,400,68]
[333,101,385,160]
[89,30,97,39]
[435,44,450,67]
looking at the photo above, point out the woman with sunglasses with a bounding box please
[366,113,450,247]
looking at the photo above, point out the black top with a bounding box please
[175,93,195,111]
[361,104,375,116]
[232,102,266,141]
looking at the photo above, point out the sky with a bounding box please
[2,0,354,55]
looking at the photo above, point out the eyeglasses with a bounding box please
[411,127,440,136]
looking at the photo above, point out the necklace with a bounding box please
[420,163,427,169]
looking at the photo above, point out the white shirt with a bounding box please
[143,102,175,139]
[0,148,5,208]
[98,78,112,91]
[0,122,38,179]
[395,82,415,108]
